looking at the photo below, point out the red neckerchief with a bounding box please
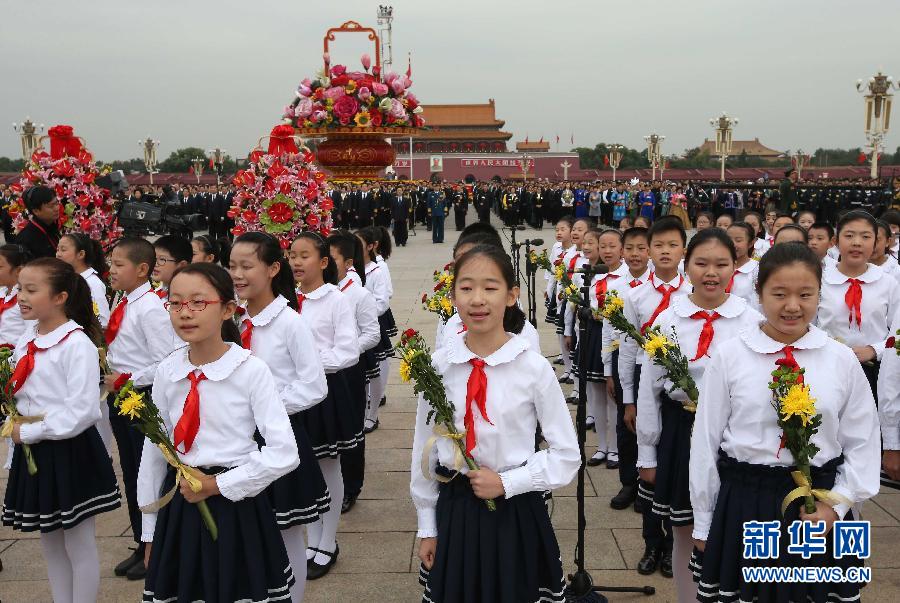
[689,310,721,361]
[640,273,685,335]
[340,280,354,292]
[240,319,253,349]
[105,288,152,345]
[296,292,306,314]
[566,252,582,278]
[173,371,206,454]
[8,328,81,394]
[0,293,17,318]
[464,358,493,456]
[845,278,863,328]
[595,274,620,308]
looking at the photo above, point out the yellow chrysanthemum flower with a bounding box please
[440,296,453,314]
[643,333,672,357]
[780,384,817,426]
[399,359,411,382]
[428,298,440,311]
[554,265,565,281]
[118,391,145,420]
[601,295,625,318]
[92,301,99,317]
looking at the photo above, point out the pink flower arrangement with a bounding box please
[6,127,121,249]
[282,54,425,130]
[227,135,333,248]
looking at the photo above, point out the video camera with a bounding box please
[117,196,206,238]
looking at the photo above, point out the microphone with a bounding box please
[574,263,609,276]
[528,238,544,246]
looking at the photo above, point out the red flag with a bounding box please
[857,152,867,164]
[406,55,412,78]
[189,166,194,174]
[525,135,529,143]
[556,135,560,144]
[664,160,670,169]
[570,133,574,145]
[603,155,610,167]
[539,136,543,143]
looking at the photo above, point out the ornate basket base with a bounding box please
[297,127,418,181]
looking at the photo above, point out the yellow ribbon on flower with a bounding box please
[780,470,853,516]
[421,424,467,483]
[601,340,620,353]
[0,414,43,437]
[138,443,204,514]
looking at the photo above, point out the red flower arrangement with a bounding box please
[5,125,121,249]
[227,125,333,248]
[282,54,425,130]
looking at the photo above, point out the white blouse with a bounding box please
[138,344,299,541]
[544,244,572,299]
[375,254,394,300]
[364,261,391,316]
[877,307,900,450]
[338,275,381,354]
[563,261,630,336]
[296,283,359,373]
[618,273,691,405]
[80,268,110,329]
[601,267,652,377]
[106,281,178,387]
[636,295,761,468]
[817,264,900,361]
[726,259,759,306]
[689,325,880,541]
[239,295,327,414]
[0,286,28,348]
[15,320,101,443]
[436,311,541,353]
[410,334,579,538]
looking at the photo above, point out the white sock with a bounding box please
[366,359,390,425]
[64,518,100,603]
[673,525,697,603]
[310,457,344,566]
[559,334,572,374]
[41,529,73,603]
[587,382,607,452]
[282,525,307,602]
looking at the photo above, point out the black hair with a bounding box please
[796,209,816,222]
[835,209,877,237]
[808,222,835,239]
[715,213,734,226]
[376,226,393,260]
[23,185,56,213]
[25,258,103,346]
[453,230,503,256]
[233,232,298,311]
[755,241,821,295]
[622,226,649,244]
[773,224,809,245]
[458,221,499,240]
[685,227,737,263]
[875,220,892,254]
[153,235,193,265]
[0,244,33,270]
[356,226,381,263]
[452,244,526,335]
[774,213,794,223]
[292,231,338,285]
[648,215,687,246]
[60,233,107,278]
[169,263,241,345]
[591,228,624,244]
[882,210,900,229]
[192,234,231,267]
[326,231,367,287]
[695,211,714,227]
[573,217,593,231]
[113,237,156,276]
[727,221,757,245]
[556,215,575,228]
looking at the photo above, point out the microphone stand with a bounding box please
[511,230,544,327]
[564,264,655,602]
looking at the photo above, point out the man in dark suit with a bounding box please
[452,187,468,231]
[391,186,411,246]
[356,184,373,228]
[15,185,61,258]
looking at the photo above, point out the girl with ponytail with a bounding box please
[56,233,111,328]
[3,258,120,603]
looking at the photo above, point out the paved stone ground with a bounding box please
[2,219,900,601]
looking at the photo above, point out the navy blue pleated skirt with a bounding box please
[143,466,295,603]
[571,318,604,382]
[362,348,381,383]
[257,412,330,528]
[375,312,397,361]
[418,468,566,603]
[299,369,364,459]
[554,301,566,335]
[692,453,862,603]
[649,393,694,526]
[544,287,558,324]
[2,426,121,533]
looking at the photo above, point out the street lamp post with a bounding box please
[793,149,810,180]
[191,157,205,185]
[12,118,45,160]
[644,133,664,181]
[856,71,897,179]
[140,137,160,185]
[519,153,533,182]
[608,144,623,182]
[709,112,739,182]
[208,148,226,187]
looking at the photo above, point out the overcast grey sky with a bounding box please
[1,0,898,162]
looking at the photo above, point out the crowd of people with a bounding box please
[0,174,898,603]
